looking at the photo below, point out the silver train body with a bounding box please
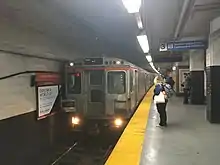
[62,57,155,131]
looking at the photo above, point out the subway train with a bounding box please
[61,57,155,133]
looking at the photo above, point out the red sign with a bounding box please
[35,73,60,85]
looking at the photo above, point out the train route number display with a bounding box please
[37,85,59,119]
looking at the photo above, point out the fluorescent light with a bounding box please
[122,0,141,13]
[146,55,152,62]
[137,35,149,53]
[172,66,176,71]
[137,19,143,29]
[136,14,143,29]
[149,62,159,74]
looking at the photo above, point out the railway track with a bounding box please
[50,142,113,165]
[45,133,117,165]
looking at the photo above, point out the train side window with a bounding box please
[90,70,103,85]
[130,71,133,92]
[108,71,126,94]
[67,73,81,94]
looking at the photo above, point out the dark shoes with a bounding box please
[159,123,167,127]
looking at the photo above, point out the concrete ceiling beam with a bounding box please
[174,0,196,39]
[193,2,220,12]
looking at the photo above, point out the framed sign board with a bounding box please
[37,85,60,120]
[178,69,190,93]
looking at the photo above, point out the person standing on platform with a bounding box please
[153,76,168,127]
[165,76,175,97]
[181,74,191,104]
[166,76,175,90]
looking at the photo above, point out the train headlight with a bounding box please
[116,61,121,64]
[114,118,123,127]
[72,116,80,125]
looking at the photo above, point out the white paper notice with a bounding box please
[38,85,59,118]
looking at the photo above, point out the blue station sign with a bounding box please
[160,40,207,51]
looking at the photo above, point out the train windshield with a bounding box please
[67,73,81,94]
[108,71,126,94]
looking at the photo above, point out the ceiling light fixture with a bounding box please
[136,13,143,29]
[137,35,149,53]
[149,62,159,74]
[122,0,141,13]
[172,66,176,71]
[146,55,152,62]
[116,61,121,64]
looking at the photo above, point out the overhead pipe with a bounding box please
[194,2,220,12]
[174,0,196,38]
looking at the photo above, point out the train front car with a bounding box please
[62,57,152,134]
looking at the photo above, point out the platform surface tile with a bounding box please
[105,87,154,165]
[140,96,220,165]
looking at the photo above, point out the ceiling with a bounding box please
[0,0,147,68]
[181,0,220,38]
[143,0,220,70]
[143,0,184,55]
[0,0,220,71]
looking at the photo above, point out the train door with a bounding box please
[86,70,105,117]
[129,70,136,110]
[106,70,127,116]
[144,74,147,92]
[135,70,138,103]
[65,70,84,114]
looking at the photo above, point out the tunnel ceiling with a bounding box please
[0,0,220,71]
[0,0,147,69]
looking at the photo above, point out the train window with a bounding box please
[67,73,81,94]
[108,71,126,94]
[130,71,133,92]
[90,70,103,85]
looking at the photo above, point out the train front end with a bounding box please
[62,57,133,134]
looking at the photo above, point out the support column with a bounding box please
[189,50,205,104]
[206,16,220,123]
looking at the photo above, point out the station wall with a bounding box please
[0,21,82,164]
[0,52,60,120]
[0,51,70,164]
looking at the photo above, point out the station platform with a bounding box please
[105,88,220,165]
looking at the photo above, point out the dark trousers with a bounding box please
[156,103,167,126]
[183,89,189,104]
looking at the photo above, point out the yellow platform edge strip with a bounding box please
[105,87,154,165]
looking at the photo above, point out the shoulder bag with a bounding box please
[154,91,166,104]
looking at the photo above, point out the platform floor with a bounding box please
[105,88,153,165]
[140,96,220,165]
